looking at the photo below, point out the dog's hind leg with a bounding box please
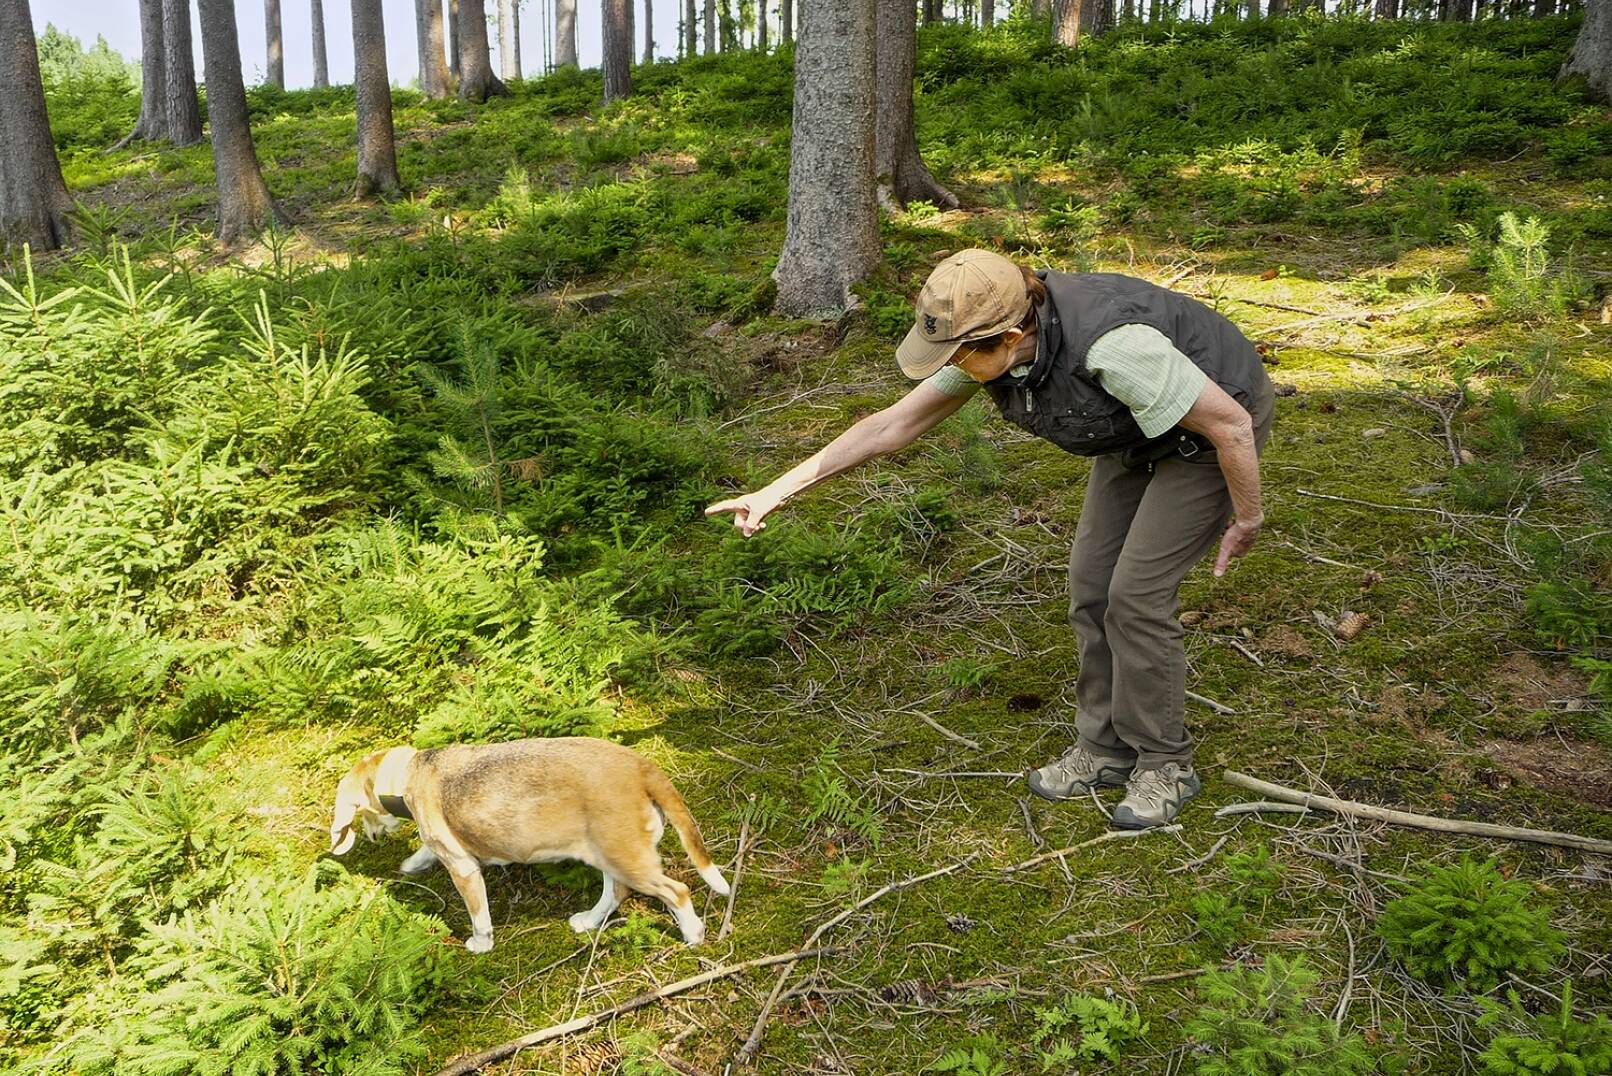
[445,857,495,953]
[568,871,621,933]
[617,858,704,945]
[399,844,440,875]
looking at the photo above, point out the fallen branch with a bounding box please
[1186,690,1235,715]
[1215,800,1311,818]
[1167,834,1229,874]
[433,948,836,1075]
[717,816,750,942]
[882,768,1021,779]
[1003,826,1182,874]
[734,852,981,1065]
[1222,771,1612,856]
[903,708,982,751]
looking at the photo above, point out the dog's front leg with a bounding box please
[445,858,495,953]
[399,844,440,875]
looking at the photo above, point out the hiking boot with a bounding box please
[1110,762,1201,830]
[1026,744,1134,802]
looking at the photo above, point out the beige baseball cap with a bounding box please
[896,249,1032,379]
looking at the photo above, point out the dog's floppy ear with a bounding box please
[329,773,362,855]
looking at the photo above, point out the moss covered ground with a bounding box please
[10,13,1612,1075]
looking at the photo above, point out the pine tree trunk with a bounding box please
[758,0,768,50]
[422,0,452,95]
[983,0,995,25]
[603,0,633,99]
[644,0,655,61]
[0,0,74,251]
[781,0,792,40]
[197,0,283,241]
[1560,0,1612,102]
[513,3,521,71]
[311,0,329,86]
[1534,0,1555,15]
[449,0,462,73]
[556,0,578,65]
[774,0,877,317]
[162,0,204,143]
[353,0,400,196]
[265,0,284,87]
[684,0,697,54]
[1034,0,1052,15]
[1080,0,1112,33]
[1374,0,1396,16]
[1454,0,1474,19]
[721,0,736,47]
[1054,0,1080,43]
[124,0,169,144]
[458,0,509,99]
[875,0,957,209]
[498,0,517,78]
[1246,0,1259,16]
[704,0,717,50]
[923,0,941,20]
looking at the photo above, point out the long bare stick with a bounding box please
[904,708,981,750]
[1186,690,1235,715]
[734,852,981,1065]
[717,818,749,942]
[1002,825,1181,874]
[882,768,1021,779]
[433,948,836,1076]
[1222,771,1612,856]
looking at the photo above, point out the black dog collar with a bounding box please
[378,794,413,820]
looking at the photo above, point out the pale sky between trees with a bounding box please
[36,0,689,90]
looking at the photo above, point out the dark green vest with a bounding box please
[981,271,1265,460]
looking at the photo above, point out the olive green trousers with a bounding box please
[1068,376,1275,771]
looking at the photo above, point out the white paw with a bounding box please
[569,911,603,933]
[399,857,436,876]
[465,933,494,954]
[680,921,706,947]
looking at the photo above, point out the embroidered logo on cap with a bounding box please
[923,313,938,335]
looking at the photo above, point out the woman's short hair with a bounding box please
[963,264,1044,354]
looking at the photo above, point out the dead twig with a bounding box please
[734,853,982,1065]
[881,768,1019,780]
[899,708,982,751]
[1002,826,1182,874]
[1222,771,1612,856]
[1168,834,1229,874]
[433,948,838,1075]
[1186,690,1235,715]
[717,816,750,942]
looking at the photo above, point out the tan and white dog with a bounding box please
[328,737,730,952]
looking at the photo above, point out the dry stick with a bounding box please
[432,948,838,1076]
[902,708,981,751]
[1002,825,1182,874]
[1168,834,1229,874]
[734,852,982,1066]
[1215,800,1311,818]
[1186,690,1235,715]
[717,817,750,942]
[1295,487,1512,523]
[883,768,1020,779]
[1221,771,1612,856]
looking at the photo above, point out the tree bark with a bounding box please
[196,0,283,242]
[1034,0,1052,15]
[497,0,517,78]
[773,0,878,318]
[1080,0,1112,34]
[556,0,578,65]
[1561,0,1612,102]
[265,0,284,87]
[983,0,994,25]
[603,0,633,100]
[780,0,792,41]
[1246,0,1259,16]
[457,0,509,99]
[875,0,956,209]
[683,0,697,54]
[922,0,942,20]
[421,0,452,95]
[644,0,655,61]
[122,0,169,144]
[353,0,400,197]
[449,0,461,74]
[0,0,74,251]
[704,0,716,50]
[1054,0,1080,43]
[1533,0,1555,14]
[758,0,767,50]
[1374,0,1396,16]
[311,0,329,85]
[162,0,203,144]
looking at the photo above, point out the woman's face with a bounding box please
[953,323,1038,383]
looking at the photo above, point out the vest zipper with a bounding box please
[1023,386,1035,413]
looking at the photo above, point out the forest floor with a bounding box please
[21,18,1612,1076]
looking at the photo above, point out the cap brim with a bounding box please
[896,323,966,380]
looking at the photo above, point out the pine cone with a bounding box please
[1335,611,1370,641]
[879,978,938,1006]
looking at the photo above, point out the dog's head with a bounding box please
[329,750,405,855]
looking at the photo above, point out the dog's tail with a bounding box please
[644,764,731,896]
